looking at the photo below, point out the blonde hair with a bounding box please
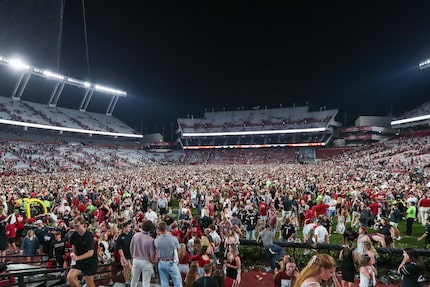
[185,261,199,287]
[294,254,337,287]
[201,236,210,247]
[178,243,188,261]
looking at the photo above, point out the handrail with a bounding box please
[0,261,121,287]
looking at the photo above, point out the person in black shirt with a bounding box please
[320,215,332,234]
[343,227,358,245]
[280,218,296,242]
[397,248,425,287]
[51,231,66,268]
[244,209,258,240]
[115,221,134,286]
[67,216,98,287]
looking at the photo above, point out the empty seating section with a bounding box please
[393,100,430,120]
[0,96,137,134]
[178,107,337,133]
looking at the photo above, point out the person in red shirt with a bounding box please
[5,218,17,254]
[418,194,430,226]
[369,201,381,226]
[0,262,15,286]
[14,210,25,246]
[170,222,184,243]
[314,201,329,217]
[259,199,269,223]
[189,245,212,275]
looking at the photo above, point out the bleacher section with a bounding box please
[177,106,339,148]
[178,107,337,133]
[0,96,138,134]
[393,100,430,120]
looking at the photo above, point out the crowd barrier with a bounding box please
[1,240,429,287]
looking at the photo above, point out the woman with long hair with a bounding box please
[20,229,39,264]
[178,243,191,280]
[356,227,371,256]
[397,248,425,287]
[294,254,340,287]
[224,244,241,287]
[184,261,200,287]
[189,245,213,275]
[362,241,378,266]
[339,243,357,287]
[358,254,377,287]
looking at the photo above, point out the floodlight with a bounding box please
[8,58,29,70]
[0,118,143,138]
[419,58,430,69]
[391,114,430,126]
[182,127,327,137]
[43,70,64,80]
[0,55,126,96]
[95,84,126,96]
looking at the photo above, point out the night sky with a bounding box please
[1,1,430,137]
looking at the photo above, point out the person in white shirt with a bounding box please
[207,224,221,256]
[144,207,158,223]
[313,219,329,246]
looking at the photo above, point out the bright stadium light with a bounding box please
[95,84,127,96]
[391,114,430,126]
[419,58,430,69]
[43,70,64,80]
[0,118,143,138]
[182,142,326,149]
[182,127,327,137]
[0,54,126,97]
[8,58,29,70]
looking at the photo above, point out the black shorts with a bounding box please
[72,261,98,276]
[7,238,15,244]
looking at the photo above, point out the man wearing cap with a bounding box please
[33,220,48,256]
[257,224,284,272]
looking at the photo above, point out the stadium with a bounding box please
[0,1,429,287]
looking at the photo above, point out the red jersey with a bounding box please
[6,223,16,239]
[314,203,328,216]
[259,201,268,216]
[369,202,380,215]
[171,229,184,243]
[15,214,25,230]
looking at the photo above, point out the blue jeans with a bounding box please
[264,244,284,271]
[158,261,183,287]
[246,229,255,240]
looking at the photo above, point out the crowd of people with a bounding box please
[0,135,426,286]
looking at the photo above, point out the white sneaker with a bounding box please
[396,236,402,240]
[303,249,310,255]
[269,248,276,255]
